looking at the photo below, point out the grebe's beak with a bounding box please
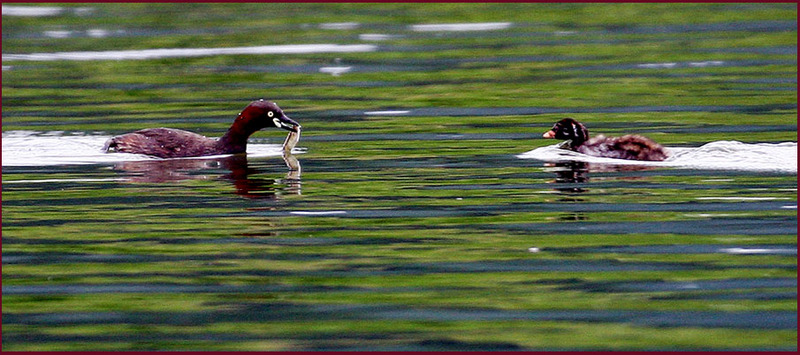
[543,130,556,139]
[276,114,301,132]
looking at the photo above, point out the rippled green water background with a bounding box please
[2,3,797,351]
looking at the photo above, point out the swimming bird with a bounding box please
[543,118,669,161]
[104,100,300,158]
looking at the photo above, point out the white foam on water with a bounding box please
[319,66,352,76]
[289,211,347,216]
[688,60,725,67]
[3,44,377,62]
[86,29,110,38]
[1,5,92,17]
[637,62,678,69]
[2,5,63,17]
[1,131,296,167]
[359,33,403,41]
[517,140,797,173]
[409,22,512,32]
[554,31,578,36]
[43,30,72,39]
[719,247,797,255]
[364,110,411,116]
[41,29,112,39]
[318,22,360,30]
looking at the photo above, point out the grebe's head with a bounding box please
[543,118,589,145]
[239,99,301,133]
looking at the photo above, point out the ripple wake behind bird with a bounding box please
[518,140,797,173]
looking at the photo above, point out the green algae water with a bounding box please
[2,3,797,351]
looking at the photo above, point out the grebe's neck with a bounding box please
[217,128,251,154]
[217,114,261,154]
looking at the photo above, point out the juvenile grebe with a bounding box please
[543,118,668,161]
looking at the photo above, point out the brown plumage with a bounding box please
[543,118,669,161]
[104,100,300,159]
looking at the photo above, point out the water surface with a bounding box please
[2,3,796,351]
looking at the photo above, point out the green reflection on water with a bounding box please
[2,2,797,351]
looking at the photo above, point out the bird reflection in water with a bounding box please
[546,161,656,194]
[111,150,302,200]
[545,161,589,221]
[547,161,589,194]
[544,161,659,221]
